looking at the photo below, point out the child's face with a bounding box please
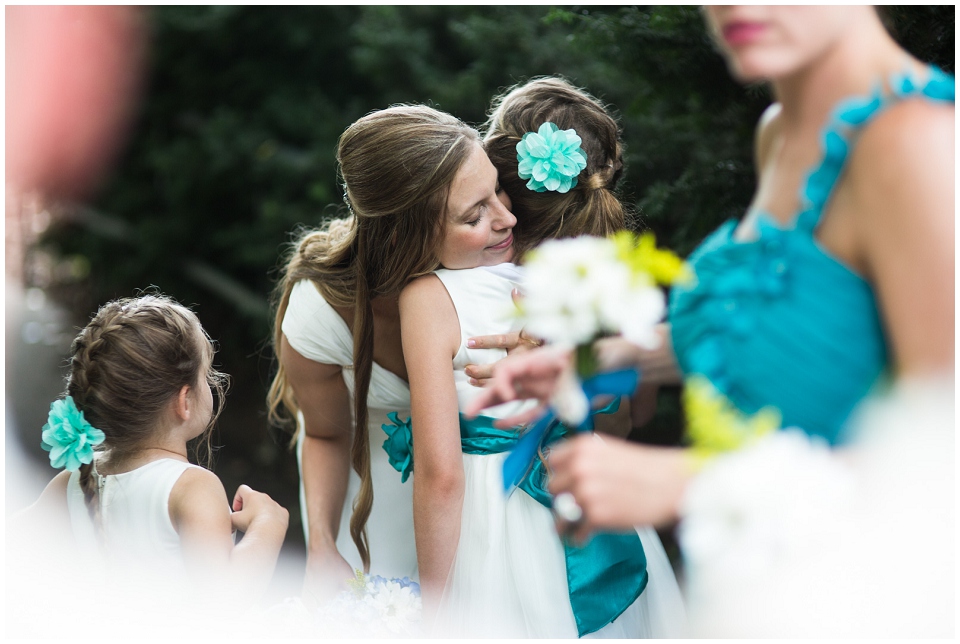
[703,6,859,83]
[189,332,217,438]
[439,142,517,270]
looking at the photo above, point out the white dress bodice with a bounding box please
[66,458,201,579]
[435,263,535,419]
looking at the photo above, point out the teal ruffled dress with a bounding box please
[669,66,955,444]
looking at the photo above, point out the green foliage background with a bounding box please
[40,5,954,568]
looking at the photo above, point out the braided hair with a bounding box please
[67,294,228,528]
[482,76,630,258]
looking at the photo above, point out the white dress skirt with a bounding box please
[432,265,688,638]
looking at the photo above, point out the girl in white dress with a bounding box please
[401,78,685,637]
[268,106,487,599]
[18,294,288,613]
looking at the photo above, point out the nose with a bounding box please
[492,197,516,230]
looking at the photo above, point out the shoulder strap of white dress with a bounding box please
[281,279,353,365]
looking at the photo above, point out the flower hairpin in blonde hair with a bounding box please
[516,122,587,194]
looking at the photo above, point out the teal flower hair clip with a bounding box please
[516,122,588,194]
[40,396,105,471]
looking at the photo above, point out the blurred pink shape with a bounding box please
[6,5,148,199]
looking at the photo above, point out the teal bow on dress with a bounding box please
[381,387,648,636]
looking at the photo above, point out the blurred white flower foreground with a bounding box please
[680,376,955,638]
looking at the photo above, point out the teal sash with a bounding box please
[383,403,649,636]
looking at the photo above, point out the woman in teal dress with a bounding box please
[465,5,954,533]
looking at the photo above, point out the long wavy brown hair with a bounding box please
[483,76,629,257]
[268,105,480,571]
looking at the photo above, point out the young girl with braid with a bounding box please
[20,294,289,599]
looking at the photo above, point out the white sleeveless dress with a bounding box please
[66,458,202,583]
[282,279,417,580]
[432,264,688,638]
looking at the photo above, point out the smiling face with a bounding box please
[439,142,517,269]
[703,6,862,83]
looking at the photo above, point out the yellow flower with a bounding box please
[611,231,692,287]
[347,569,367,598]
[683,376,780,466]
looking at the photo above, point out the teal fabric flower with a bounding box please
[516,122,588,193]
[381,412,414,483]
[40,396,105,471]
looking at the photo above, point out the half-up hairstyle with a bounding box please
[483,76,627,258]
[68,294,228,529]
[268,105,480,571]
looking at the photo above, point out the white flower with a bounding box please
[678,429,857,633]
[520,236,666,348]
[303,576,423,638]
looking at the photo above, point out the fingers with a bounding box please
[463,386,506,418]
[516,328,544,351]
[464,362,494,383]
[466,333,517,351]
[492,404,545,429]
[232,483,251,512]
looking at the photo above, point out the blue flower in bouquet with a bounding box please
[311,570,423,637]
[516,122,587,193]
[40,396,105,471]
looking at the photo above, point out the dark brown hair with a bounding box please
[268,105,480,570]
[68,294,228,529]
[483,76,628,257]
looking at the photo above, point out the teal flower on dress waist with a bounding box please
[516,122,587,193]
[40,396,105,471]
[381,412,413,483]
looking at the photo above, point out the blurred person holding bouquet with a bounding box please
[467,5,953,636]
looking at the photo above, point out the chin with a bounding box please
[725,51,796,85]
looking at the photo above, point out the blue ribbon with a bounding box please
[381,372,646,636]
[458,406,647,636]
[501,368,640,494]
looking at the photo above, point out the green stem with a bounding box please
[575,342,598,380]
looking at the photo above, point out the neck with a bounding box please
[139,445,189,461]
[772,13,915,131]
[100,443,189,474]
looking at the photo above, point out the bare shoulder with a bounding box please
[169,466,229,529]
[8,470,73,546]
[41,470,72,504]
[399,273,448,309]
[846,98,953,226]
[399,273,459,354]
[853,98,953,178]
[14,470,71,518]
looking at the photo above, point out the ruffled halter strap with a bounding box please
[796,64,956,233]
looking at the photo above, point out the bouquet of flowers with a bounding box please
[501,232,688,492]
[518,231,689,424]
[265,571,422,638]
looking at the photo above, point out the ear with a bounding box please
[173,384,192,422]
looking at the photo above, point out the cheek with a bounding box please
[440,228,486,268]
